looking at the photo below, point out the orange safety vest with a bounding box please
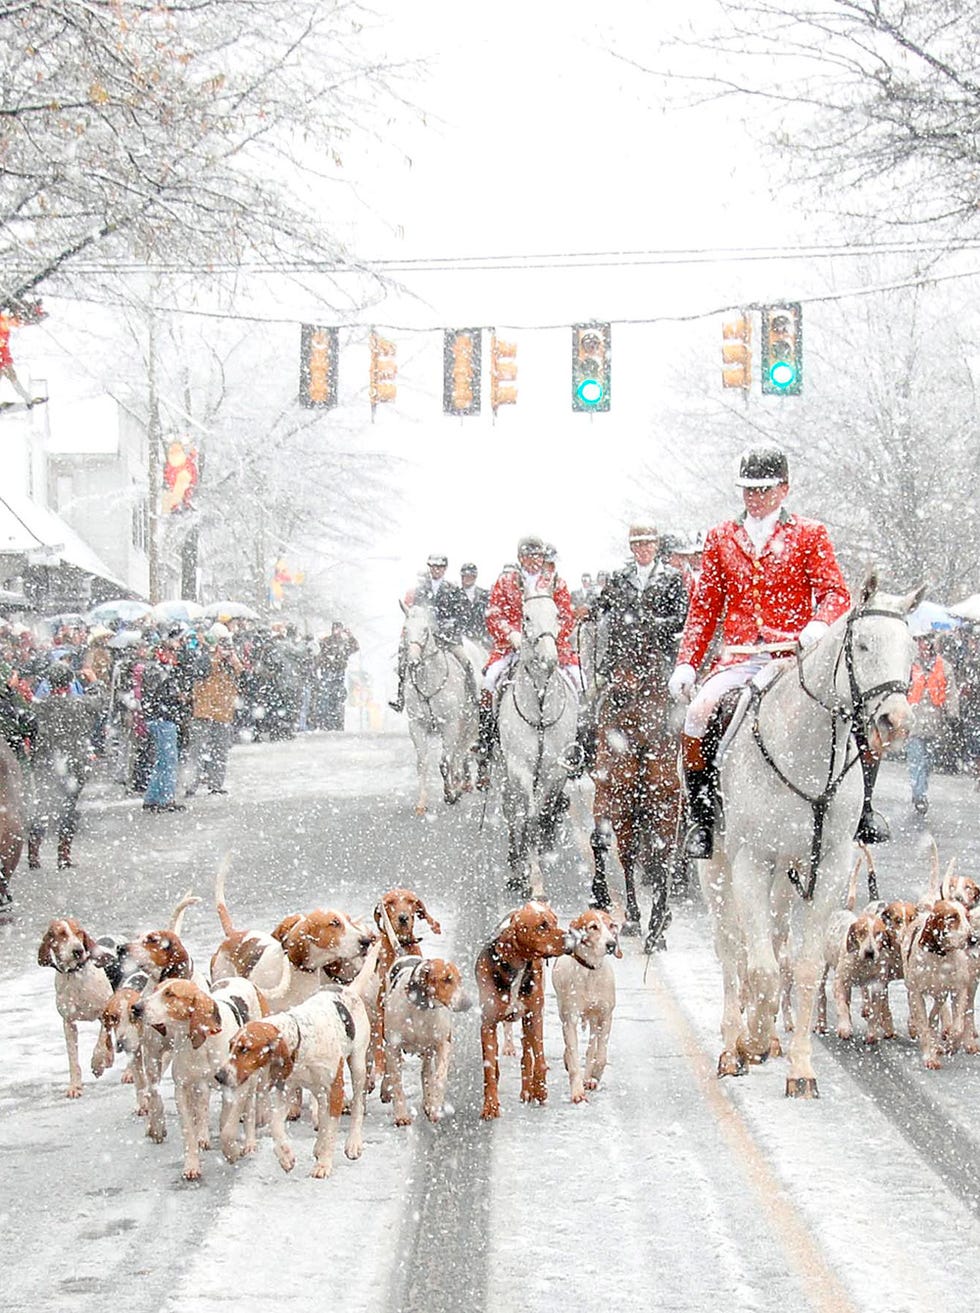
[909,658,947,708]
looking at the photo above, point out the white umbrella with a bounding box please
[151,599,205,624]
[87,598,151,625]
[949,593,980,622]
[202,600,261,621]
[107,629,144,650]
[907,600,960,637]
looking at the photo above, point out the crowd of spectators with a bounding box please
[0,614,360,845]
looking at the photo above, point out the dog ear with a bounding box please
[190,997,222,1050]
[83,931,115,968]
[414,898,441,934]
[37,928,56,968]
[268,1036,295,1086]
[373,902,384,929]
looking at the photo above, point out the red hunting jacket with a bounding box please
[677,510,850,673]
[486,571,579,667]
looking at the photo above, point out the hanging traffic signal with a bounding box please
[761,303,803,395]
[443,328,482,416]
[490,333,517,414]
[572,323,611,412]
[299,324,339,408]
[721,314,752,390]
[369,331,397,411]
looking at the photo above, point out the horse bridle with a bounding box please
[406,618,451,701]
[796,606,911,731]
[753,606,910,900]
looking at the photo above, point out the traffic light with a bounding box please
[299,324,339,408]
[490,333,517,414]
[721,314,752,390]
[572,323,611,412]
[369,330,397,411]
[443,328,481,416]
[761,303,803,395]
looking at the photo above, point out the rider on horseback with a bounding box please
[667,446,891,859]
[475,535,582,789]
[389,554,476,713]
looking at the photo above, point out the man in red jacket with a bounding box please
[668,445,887,858]
[474,534,581,788]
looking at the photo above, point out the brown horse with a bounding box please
[589,649,682,950]
[0,737,25,906]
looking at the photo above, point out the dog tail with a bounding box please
[926,837,941,904]
[214,853,235,937]
[845,853,861,912]
[347,938,383,1005]
[169,889,201,935]
[939,856,958,903]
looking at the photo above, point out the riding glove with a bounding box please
[668,663,697,703]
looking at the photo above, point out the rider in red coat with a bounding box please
[475,535,581,789]
[668,446,887,858]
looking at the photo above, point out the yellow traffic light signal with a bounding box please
[300,324,339,408]
[369,331,397,411]
[443,328,482,416]
[721,314,751,390]
[490,333,517,414]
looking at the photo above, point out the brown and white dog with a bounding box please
[210,863,375,1009]
[903,899,972,1069]
[551,908,621,1103]
[475,902,579,1120]
[137,976,267,1179]
[381,955,469,1126]
[816,904,897,1043]
[38,891,199,1099]
[215,942,379,1178]
[372,887,442,1090]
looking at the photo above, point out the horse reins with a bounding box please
[752,607,910,900]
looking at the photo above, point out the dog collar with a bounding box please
[570,950,599,971]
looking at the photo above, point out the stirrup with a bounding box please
[387,697,404,713]
[683,822,713,860]
[562,742,586,778]
[855,804,890,844]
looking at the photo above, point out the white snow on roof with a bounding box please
[0,488,127,585]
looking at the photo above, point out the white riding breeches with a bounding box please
[683,654,782,738]
[483,653,582,696]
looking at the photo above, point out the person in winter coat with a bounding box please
[389,554,470,712]
[186,624,242,795]
[27,662,103,868]
[907,635,960,816]
[311,623,358,731]
[667,445,863,859]
[140,633,188,813]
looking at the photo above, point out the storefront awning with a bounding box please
[0,490,128,590]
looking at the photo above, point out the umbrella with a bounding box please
[87,598,151,625]
[43,612,87,629]
[107,629,144,650]
[202,600,261,621]
[151,599,205,624]
[907,600,961,637]
[950,593,980,623]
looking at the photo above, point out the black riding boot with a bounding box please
[475,691,494,791]
[854,747,890,844]
[388,652,407,713]
[681,733,715,860]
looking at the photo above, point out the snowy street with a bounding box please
[2,732,978,1313]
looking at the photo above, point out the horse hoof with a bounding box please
[644,932,667,953]
[785,1076,819,1099]
[717,1051,747,1078]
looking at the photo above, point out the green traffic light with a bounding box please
[576,378,604,405]
[769,361,797,390]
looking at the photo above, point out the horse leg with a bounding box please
[410,724,428,816]
[503,780,532,899]
[699,856,748,1077]
[730,850,780,1066]
[786,861,851,1097]
[609,757,641,932]
[589,821,613,910]
[641,755,673,952]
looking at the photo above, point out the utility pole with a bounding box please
[146,312,162,603]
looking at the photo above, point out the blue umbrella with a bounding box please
[87,598,151,625]
[908,600,960,637]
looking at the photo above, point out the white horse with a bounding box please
[401,604,477,816]
[496,589,579,899]
[699,568,924,1097]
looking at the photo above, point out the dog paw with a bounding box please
[66,1085,83,1099]
[277,1149,296,1173]
[571,1090,588,1104]
[310,1163,333,1179]
[344,1140,363,1160]
[120,1069,135,1085]
[182,1165,202,1181]
[395,1114,413,1127]
[481,1102,500,1121]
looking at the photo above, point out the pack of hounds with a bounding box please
[36,864,622,1181]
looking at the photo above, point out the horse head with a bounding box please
[521,593,559,676]
[403,604,434,668]
[842,568,927,755]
